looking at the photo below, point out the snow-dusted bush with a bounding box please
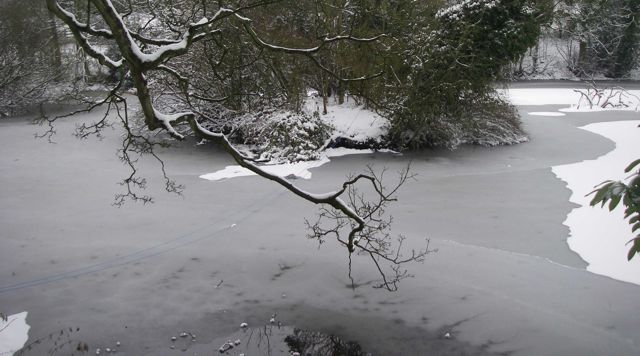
[390,93,526,149]
[228,109,332,163]
[459,95,528,146]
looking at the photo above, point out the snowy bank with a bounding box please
[552,121,640,285]
[500,87,640,108]
[0,312,30,356]
[305,97,387,146]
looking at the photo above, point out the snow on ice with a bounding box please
[528,112,566,117]
[553,121,640,285]
[199,148,391,181]
[0,312,30,356]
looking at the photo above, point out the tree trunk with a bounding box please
[577,40,588,75]
[47,10,63,71]
[322,78,328,115]
[531,42,539,73]
[612,2,639,77]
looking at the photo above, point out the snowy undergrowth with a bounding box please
[233,109,332,163]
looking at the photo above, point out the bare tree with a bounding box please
[44,0,427,290]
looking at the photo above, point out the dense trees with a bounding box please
[569,0,639,77]
[523,0,640,78]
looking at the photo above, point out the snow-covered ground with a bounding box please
[304,96,387,145]
[0,312,29,356]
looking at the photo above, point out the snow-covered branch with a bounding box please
[46,0,123,69]
[241,21,384,55]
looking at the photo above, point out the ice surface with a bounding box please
[4,104,640,355]
[552,120,640,285]
[0,312,30,356]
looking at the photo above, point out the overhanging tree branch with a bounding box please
[45,0,424,290]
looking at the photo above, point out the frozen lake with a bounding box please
[1,96,640,355]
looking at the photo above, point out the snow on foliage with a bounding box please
[221,108,332,163]
[436,0,500,19]
[250,110,332,163]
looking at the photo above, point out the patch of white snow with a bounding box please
[199,147,399,182]
[528,112,566,117]
[0,312,30,356]
[324,148,375,157]
[305,97,387,143]
[199,157,330,181]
